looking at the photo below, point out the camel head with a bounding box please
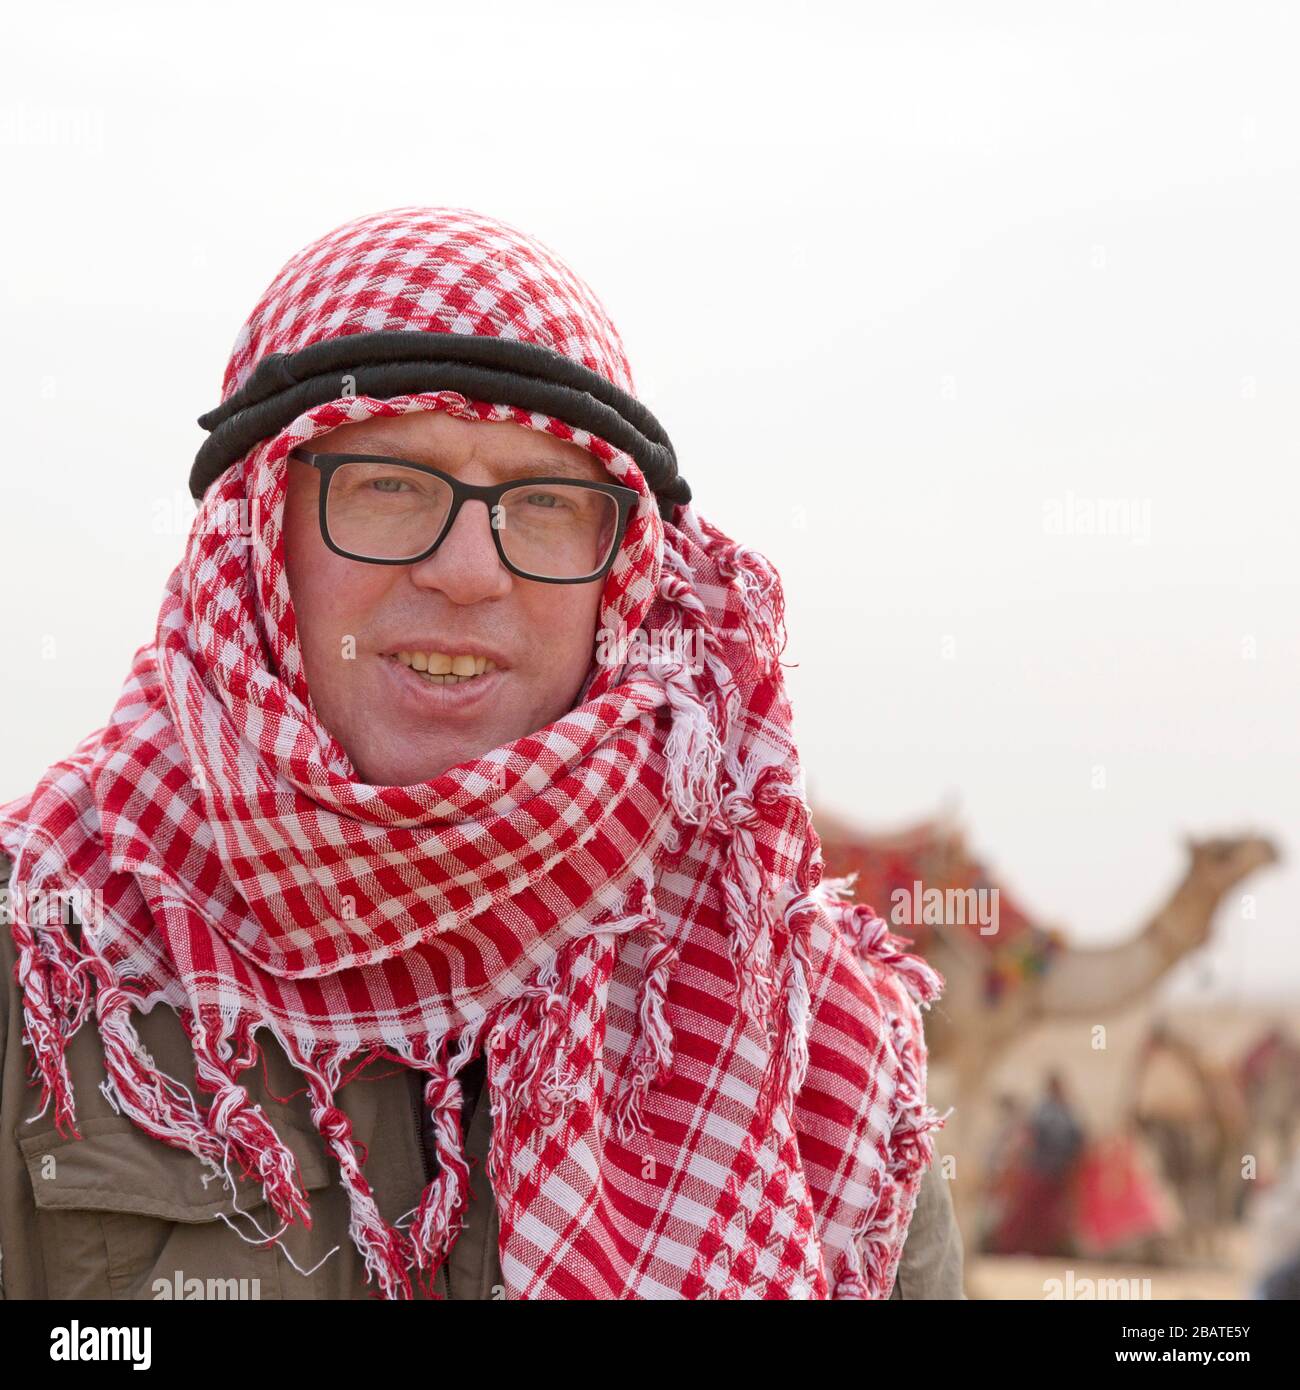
[1182,833,1281,896]
[1130,834,1283,963]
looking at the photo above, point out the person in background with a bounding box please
[988,1071,1085,1257]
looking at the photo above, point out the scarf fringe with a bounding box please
[653,513,791,834]
[654,523,812,1066]
[392,1030,482,1289]
[12,880,316,1240]
[652,561,727,830]
[817,873,945,1008]
[2,858,356,1275]
[821,870,949,1298]
[831,1010,948,1299]
[8,907,85,1137]
[716,762,816,1029]
[408,1066,471,1283]
[612,880,679,1141]
[489,874,679,1182]
[281,1036,414,1300]
[678,507,789,680]
[184,1011,314,1229]
[494,944,590,1129]
[98,997,321,1236]
[754,890,817,1131]
[41,960,319,1247]
[484,937,607,1217]
[657,545,737,743]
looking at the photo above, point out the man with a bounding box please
[0,206,962,1299]
[989,1072,1085,1257]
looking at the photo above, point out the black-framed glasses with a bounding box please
[289,448,639,584]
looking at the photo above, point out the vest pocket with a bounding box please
[20,1113,332,1300]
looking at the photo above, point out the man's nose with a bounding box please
[407,499,512,603]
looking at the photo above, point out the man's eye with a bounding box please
[523,491,566,508]
[369,476,412,493]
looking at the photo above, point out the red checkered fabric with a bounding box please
[0,207,945,1299]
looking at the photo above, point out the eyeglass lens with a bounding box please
[324,459,620,580]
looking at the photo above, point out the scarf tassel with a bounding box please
[819,870,949,1298]
[831,994,949,1299]
[10,932,82,1137]
[754,891,816,1130]
[681,509,789,679]
[407,1065,473,1288]
[485,943,605,1215]
[8,879,320,1245]
[184,1012,314,1229]
[92,990,326,1248]
[716,773,797,1024]
[612,891,679,1142]
[818,874,945,1009]
[496,957,587,1129]
[282,1038,414,1301]
[6,866,107,1136]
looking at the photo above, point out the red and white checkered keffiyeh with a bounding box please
[0,207,946,1299]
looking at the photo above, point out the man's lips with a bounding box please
[375,639,514,683]
[378,649,507,713]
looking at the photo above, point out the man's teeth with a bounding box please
[394,651,498,685]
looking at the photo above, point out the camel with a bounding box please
[1128,1021,1250,1261]
[1237,1027,1300,1182]
[813,808,1280,1241]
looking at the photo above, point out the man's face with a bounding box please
[282,409,609,786]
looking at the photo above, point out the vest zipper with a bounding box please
[410,1070,438,1183]
[410,1056,487,1190]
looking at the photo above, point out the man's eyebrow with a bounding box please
[498,456,603,481]
[333,430,601,481]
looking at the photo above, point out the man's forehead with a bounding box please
[314,419,609,482]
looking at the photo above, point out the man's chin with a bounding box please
[352,731,504,787]
[348,653,518,778]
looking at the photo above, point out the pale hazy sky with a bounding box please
[2,1,1295,999]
